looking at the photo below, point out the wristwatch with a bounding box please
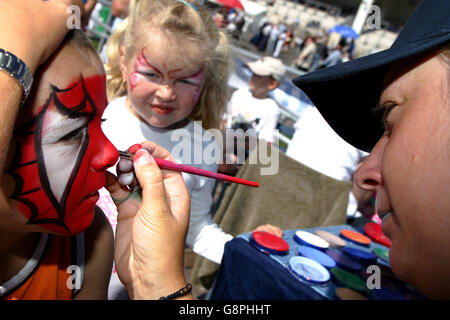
[0,48,33,104]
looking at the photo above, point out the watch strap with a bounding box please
[0,48,33,104]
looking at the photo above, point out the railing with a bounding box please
[229,45,311,151]
[86,0,114,54]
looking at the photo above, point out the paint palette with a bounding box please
[373,247,389,262]
[342,247,378,265]
[294,230,330,251]
[298,245,336,270]
[340,229,372,247]
[288,256,331,285]
[331,268,368,293]
[364,222,392,247]
[325,248,363,273]
[315,230,347,248]
[249,231,289,256]
[243,224,426,300]
[335,287,368,300]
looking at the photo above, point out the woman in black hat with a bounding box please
[294,0,450,299]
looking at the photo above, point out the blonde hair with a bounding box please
[105,0,231,129]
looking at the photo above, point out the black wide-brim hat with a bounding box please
[293,0,450,152]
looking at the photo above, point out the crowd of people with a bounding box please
[0,0,449,302]
[246,12,354,71]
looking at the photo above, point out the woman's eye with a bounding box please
[381,103,397,130]
[59,125,88,144]
[374,102,397,130]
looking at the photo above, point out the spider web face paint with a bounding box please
[7,75,118,235]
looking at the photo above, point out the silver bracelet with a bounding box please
[0,48,33,105]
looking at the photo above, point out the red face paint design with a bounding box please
[8,75,118,235]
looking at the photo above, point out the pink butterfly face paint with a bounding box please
[126,47,205,128]
[185,67,205,105]
[8,75,119,235]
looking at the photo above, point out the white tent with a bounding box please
[240,0,268,34]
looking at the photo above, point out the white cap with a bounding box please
[247,56,286,82]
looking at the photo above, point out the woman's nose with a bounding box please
[354,136,386,192]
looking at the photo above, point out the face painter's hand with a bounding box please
[0,0,73,74]
[105,141,192,300]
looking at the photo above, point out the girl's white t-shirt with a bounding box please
[99,97,233,263]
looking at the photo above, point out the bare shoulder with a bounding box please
[73,206,114,300]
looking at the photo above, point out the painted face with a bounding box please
[354,54,450,298]
[7,75,119,235]
[122,33,205,128]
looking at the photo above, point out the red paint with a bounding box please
[138,48,163,78]
[168,68,184,80]
[11,74,118,235]
[128,143,143,154]
[364,222,392,247]
[252,231,289,252]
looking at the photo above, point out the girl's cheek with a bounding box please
[129,72,141,92]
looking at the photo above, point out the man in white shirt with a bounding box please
[226,56,286,144]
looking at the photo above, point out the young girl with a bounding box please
[101,0,233,265]
[99,2,282,299]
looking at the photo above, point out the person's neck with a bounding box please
[0,229,40,285]
[251,91,270,100]
[162,118,190,130]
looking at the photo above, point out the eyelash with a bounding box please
[141,71,158,79]
[179,79,196,85]
[60,125,88,144]
[374,102,397,129]
[139,71,198,86]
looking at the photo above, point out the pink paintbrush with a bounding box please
[118,150,259,188]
